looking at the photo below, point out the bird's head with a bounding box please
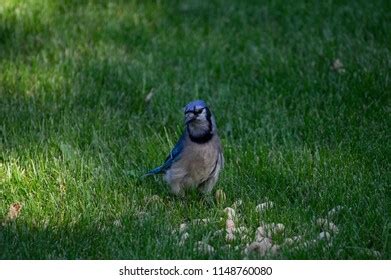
[184,100,215,142]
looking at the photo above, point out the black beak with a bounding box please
[185,113,196,124]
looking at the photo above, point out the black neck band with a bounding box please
[188,130,214,143]
[187,107,214,143]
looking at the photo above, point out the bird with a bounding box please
[144,100,224,196]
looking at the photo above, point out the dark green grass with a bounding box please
[0,0,390,259]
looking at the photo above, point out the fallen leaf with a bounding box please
[316,218,328,227]
[273,223,285,234]
[316,218,339,234]
[235,226,248,233]
[144,195,163,204]
[179,223,188,234]
[318,231,331,241]
[301,239,318,248]
[331,59,345,73]
[232,199,243,209]
[291,235,302,242]
[3,202,22,224]
[257,223,283,239]
[191,218,211,225]
[194,241,215,254]
[327,206,344,217]
[327,222,339,234]
[220,244,232,251]
[113,219,122,227]
[224,207,235,220]
[255,201,274,213]
[283,236,304,247]
[369,250,381,258]
[225,218,235,242]
[244,238,273,256]
[255,226,268,241]
[179,232,189,246]
[283,238,294,246]
[135,211,148,221]
[270,244,280,255]
[226,219,235,230]
[226,232,235,242]
[144,89,155,103]
[215,189,226,205]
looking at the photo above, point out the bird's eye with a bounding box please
[194,108,203,114]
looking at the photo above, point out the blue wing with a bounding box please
[143,133,186,176]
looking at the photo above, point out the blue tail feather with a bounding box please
[142,133,185,179]
[142,166,163,178]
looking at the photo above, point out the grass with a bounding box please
[0,0,390,259]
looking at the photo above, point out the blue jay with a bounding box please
[144,100,224,196]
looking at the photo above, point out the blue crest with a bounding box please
[184,100,207,112]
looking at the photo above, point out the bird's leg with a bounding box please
[198,178,216,194]
[198,184,212,194]
[170,183,184,197]
[197,180,215,206]
[200,191,215,206]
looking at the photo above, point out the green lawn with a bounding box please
[0,0,390,259]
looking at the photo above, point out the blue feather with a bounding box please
[143,166,163,176]
[143,133,186,177]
